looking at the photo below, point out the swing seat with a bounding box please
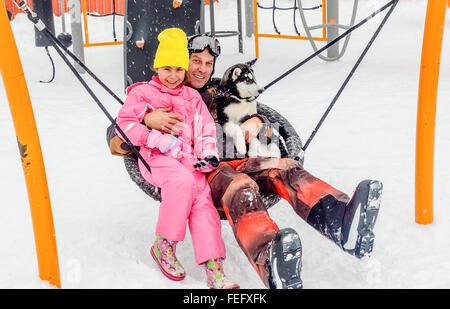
[123,102,304,220]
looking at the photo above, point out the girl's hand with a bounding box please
[193,156,220,173]
[144,107,183,135]
[147,130,190,158]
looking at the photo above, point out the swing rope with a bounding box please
[255,0,399,158]
[13,0,151,174]
[264,0,398,91]
[14,0,398,168]
[301,0,399,153]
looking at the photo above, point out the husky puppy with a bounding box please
[215,59,281,158]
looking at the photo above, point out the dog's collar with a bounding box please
[230,95,257,102]
[215,88,233,99]
[215,89,257,102]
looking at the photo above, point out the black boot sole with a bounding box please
[344,180,383,259]
[267,228,303,289]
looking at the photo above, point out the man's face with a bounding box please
[185,49,215,89]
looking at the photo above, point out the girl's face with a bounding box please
[155,66,185,89]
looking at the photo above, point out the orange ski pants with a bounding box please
[207,157,350,287]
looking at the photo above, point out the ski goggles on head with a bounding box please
[187,34,221,57]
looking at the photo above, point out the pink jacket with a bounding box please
[116,77,218,160]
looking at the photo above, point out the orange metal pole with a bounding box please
[83,41,123,48]
[0,2,61,287]
[253,0,259,58]
[82,0,90,45]
[322,0,327,39]
[415,0,447,225]
[257,33,327,41]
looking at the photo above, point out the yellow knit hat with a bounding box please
[153,28,189,71]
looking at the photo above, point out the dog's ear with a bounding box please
[231,67,242,81]
[245,58,258,67]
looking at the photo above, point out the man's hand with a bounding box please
[240,117,263,143]
[144,107,183,135]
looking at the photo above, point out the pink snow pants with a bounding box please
[139,152,226,265]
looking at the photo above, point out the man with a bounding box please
[109,34,383,289]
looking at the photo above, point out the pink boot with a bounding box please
[151,236,186,281]
[204,258,240,289]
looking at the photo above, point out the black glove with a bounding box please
[193,156,220,173]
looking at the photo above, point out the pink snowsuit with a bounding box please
[116,77,225,264]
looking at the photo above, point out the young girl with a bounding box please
[115,28,239,289]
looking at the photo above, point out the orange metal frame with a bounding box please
[253,0,327,58]
[0,1,61,288]
[82,0,122,47]
[415,0,448,225]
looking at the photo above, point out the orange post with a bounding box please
[415,0,447,225]
[82,0,90,45]
[253,0,259,58]
[0,2,61,287]
[322,0,327,39]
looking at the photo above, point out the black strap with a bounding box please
[14,1,152,174]
[48,30,152,174]
[264,0,398,91]
[14,0,125,106]
[50,29,125,106]
[302,0,399,151]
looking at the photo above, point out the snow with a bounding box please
[1,0,450,289]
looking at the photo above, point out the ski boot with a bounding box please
[151,236,186,281]
[204,258,240,289]
[341,180,383,259]
[266,228,303,289]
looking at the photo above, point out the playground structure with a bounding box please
[253,0,358,61]
[0,0,448,288]
[5,1,355,61]
[4,0,125,19]
[81,0,124,47]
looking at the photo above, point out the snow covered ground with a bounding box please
[1,0,449,289]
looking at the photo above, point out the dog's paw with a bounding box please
[251,141,281,158]
[266,143,281,158]
[247,139,261,158]
[235,140,247,155]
